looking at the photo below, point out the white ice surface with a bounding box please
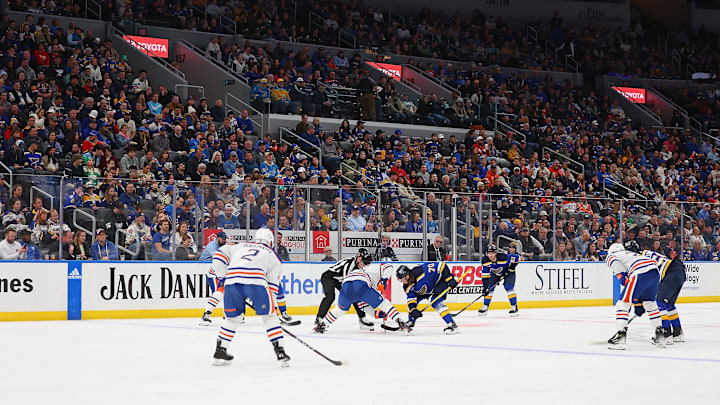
[2,304,719,405]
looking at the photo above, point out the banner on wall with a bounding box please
[612,86,646,104]
[366,62,403,81]
[204,229,439,260]
[122,35,169,58]
[0,263,68,312]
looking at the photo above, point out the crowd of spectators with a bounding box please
[1,10,720,264]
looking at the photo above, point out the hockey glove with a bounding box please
[409,309,423,320]
[447,278,459,289]
[615,272,628,286]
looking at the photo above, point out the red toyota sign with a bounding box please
[612,86,645,104]
[123,35,169,58]
[366,62,402,81]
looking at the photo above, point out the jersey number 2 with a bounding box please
[240,249,259,261]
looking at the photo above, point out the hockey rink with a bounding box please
[2,303,719,404]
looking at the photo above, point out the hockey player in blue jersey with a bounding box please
[313,263,409,334]
[478,244,521,317]
[605,242,665,350]
[396,262,460,334]
[624,240,686,343]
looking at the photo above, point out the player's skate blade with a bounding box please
[359,317,375,331]
[509,305,519,317]
[607,330,626,350]
[199,311,212,326]
[477,305,488,316]
[213,339,233,366]
[443,321,460,335]
[652,327,666,348]
[273,341,290,368]
[280,312,301,326]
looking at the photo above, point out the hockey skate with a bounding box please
[652,327,666,348]
[443,321,460,335]
[607,329,627,350]
[199,311,213,326]
[509,305,519,317]
[313,321,327,334]
[272,341,290,368]
[477,305,489,316]
[280,312,301,326]
[359,316,375,331]
[663,327,674,346]
[397,320,413,335]
[213,339,234,366]
[672,327,685,342]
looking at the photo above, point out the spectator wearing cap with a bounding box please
[150,124,171,155]
[260,152,279,180]
[347,205,367,232]
[199,231,228,260]
[81,130,104,153]
[131,70,149,95]
[21,139,45,173]
[126,212,152,260]
[82,182,102,210]
[103,201,128,246]
[218,204,240,229]
[289,78,313,115]
[18,229,42,260]
[224,151,240,178]
[271,78,291,114]
[90,229,120,261]
[251,78,271,113]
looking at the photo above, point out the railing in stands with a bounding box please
[174,84,205,102]
[220,15,237,36]
[497,235,523,254]
[72,209,96,242]
[279,127,323,167]
[671,49,682,76]
[30,186,55,211]
[225,93,264,136]
[565,55,579,73]
[84,0,102,20]
[658,36,668,60]
[308,11,324,36]
[486,115,526,144]
[116,228,140,258]
[526,25,538,44]
[0,161,13,190]
[339,29,357,49]
[542,147,584,180]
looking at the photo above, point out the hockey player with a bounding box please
[478,244,521,317]
[313,262,409,333]
[315,249,376,330]
[624,240,686,343]
[606,242,665,350]
[396,262,460,334]
[210,228,291,367]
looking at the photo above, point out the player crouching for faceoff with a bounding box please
[478,244,521,317]
[313,263,410,334]
[606,242,665,350]
[210,229,291,367]
[396,262,460,334]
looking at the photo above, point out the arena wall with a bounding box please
[1,261,718,321]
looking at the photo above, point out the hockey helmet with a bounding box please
[396,265,411,280]
[607,243,625,255]
[254,228,275,249]
[380,263,394,281]
[487,244,498,253]
[357,250,373,266]
[358,248,369,256]
[624,240,640,253]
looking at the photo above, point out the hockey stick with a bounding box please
[381,266,473,331]
[450,293,486,317]
[245,300,344,366]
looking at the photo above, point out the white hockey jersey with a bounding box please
[606,250,658,277]
[211,242,283,295]
[344,263,394,291]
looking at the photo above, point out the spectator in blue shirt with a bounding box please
[199,231,228,260]
[251,78,271,113]
[236,109,254,135]
[147,93,163,116]
[118,183,141,209]
[19,230,42,260]
[218,204,240,229]
[90,229,120,261]
[224,151,240,177]
[151,219,172,260]
[254,203,271,228]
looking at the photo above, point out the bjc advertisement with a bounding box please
[123,35,169,58]
[367,62,402,81]
[612,86,646,104]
